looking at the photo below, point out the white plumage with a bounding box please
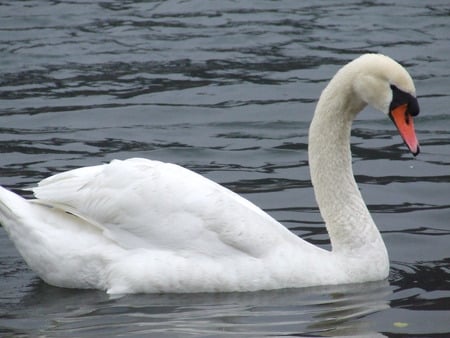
[0,54,420,294]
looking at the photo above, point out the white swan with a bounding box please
[0,54,420,294]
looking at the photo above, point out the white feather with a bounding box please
[0,54,418,293]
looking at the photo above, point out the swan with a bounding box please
[0,54,420,294]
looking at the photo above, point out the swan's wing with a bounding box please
[32,158,305,257]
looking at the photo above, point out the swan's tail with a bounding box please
[0,185,114,290]
[0,186,34,236]
[0,186,48,278]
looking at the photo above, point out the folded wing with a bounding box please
[32,158,306,258]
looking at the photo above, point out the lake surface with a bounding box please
[0,0,449,336]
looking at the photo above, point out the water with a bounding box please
[0,0,449,336]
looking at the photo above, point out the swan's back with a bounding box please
[32,158,305,257]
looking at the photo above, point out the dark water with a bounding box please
[0,0,449,336]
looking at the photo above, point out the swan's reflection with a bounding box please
[2,279,391,337]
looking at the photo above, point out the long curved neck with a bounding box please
[308,70,385,255]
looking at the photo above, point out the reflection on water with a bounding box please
[0,0,449,336]
[2,278,391,337]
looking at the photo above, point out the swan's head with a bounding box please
[351,54,420,156]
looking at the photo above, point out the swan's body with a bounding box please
[0,54,420,294]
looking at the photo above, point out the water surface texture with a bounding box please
[0,1,449,337]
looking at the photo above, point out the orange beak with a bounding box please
[389,104,420,156]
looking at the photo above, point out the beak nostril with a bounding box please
[389,103,419,156]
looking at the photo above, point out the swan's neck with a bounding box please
[308,72,386,257]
